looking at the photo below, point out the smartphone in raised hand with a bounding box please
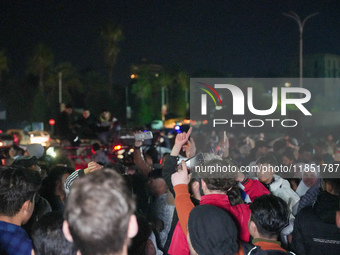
[134,131,153,141]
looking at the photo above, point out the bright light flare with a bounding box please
[114,145,122,151]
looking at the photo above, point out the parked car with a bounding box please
[5,129,30,145]
[29,131,51,147]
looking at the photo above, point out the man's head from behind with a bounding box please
[249,194,289,240]
[198,157,243,205]
[32,211,77,255]
[63,168,138,255]
[0,166,40,225]
[199,157,238,193]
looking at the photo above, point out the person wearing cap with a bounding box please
[26,143,49,175]
[13,156,42,174]
[26,144,45,159]
[187,204,253,255]
[12,156,52,236]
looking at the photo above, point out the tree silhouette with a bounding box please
[131,67,189,125]
[100,22,123,98]
[26,43,54,94]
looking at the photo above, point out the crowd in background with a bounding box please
[0,121,340,255]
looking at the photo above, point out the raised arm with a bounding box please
[64,161,103,195]
[163,127,193,195]
[133,131,153,178]
[172,160,194,235]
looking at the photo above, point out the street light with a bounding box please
[283,11,318,88]
[58,72,63,111]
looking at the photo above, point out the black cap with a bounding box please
[12,156,39,168]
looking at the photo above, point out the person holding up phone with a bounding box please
[163,127,270,255]
[133,131,154,179]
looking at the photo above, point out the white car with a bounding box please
[6,129,31,145]
[29,131,51,147]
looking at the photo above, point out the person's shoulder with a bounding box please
[295,204,314,221]
[0,221,31,246]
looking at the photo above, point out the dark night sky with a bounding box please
[1,0,340,85]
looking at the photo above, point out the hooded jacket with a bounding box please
[291,191,340,255]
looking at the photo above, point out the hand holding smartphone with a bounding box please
[134,131,153,141]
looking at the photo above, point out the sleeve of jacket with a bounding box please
[64,169,85,195]
[241,177,270,201]
[291,211,306,255]
[133,147,153,178]
[162,155,178,197]
[174,184,195,236]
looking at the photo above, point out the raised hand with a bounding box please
[84,161,104,174]
[182,137,196,159]
[171,126,192,156]
[171,160,191,187]
[133,130,143,147]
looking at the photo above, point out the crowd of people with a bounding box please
[55,105,121,146]
[0,125,340,255]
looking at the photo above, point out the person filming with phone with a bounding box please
[163,127,270,254]
[133,130,176,252]
[133,130,155,178]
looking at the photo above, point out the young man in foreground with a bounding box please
[63,168,138,255]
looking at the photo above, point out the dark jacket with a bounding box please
[292,191,340,255]
[22,194,52,236]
